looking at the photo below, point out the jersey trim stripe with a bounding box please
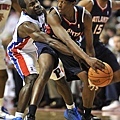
[91,0,94,5]
[96,0,108,11]
[14,52,30,77]
[82,7,85,23]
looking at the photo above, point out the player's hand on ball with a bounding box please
[88,79,99,91]
[87,57,105,71]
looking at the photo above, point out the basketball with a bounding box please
[88,62,113,87]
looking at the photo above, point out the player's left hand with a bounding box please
[88,79,99,91]
[87,57,105,71]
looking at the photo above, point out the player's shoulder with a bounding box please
[78,0,94,5]
[48,7,57,15]
[47,7,59,19]
[47,7,61,24]
[77,0,94,12]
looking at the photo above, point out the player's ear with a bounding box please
[22,8,26,12]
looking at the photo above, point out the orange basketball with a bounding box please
[88,62,113,87]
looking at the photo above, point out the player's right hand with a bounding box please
[87,57,105,71]
[88,79,99,91]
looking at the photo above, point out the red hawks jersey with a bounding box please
[91,0,112,42]
[46,6,85,47]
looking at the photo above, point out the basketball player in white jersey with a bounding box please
[0,0,21,119]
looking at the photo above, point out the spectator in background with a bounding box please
[39,0,57,11]
[1,8,23,108]
[113,35,120,109]
[113,34,120,63]
[104,25,117,48]
[100,31,120,111]
[0,0,21,119]
[104,34,120,112]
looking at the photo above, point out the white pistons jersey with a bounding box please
[8,11,46,53]
[7,11,46,79]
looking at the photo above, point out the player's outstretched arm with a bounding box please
[18,21,72,55]
[48,39,72,56]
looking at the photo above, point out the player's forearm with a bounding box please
[85,33,95,57]
[52,28,90,61]
[60,38,90,61]
[45,36,73,56]
[86,47,95,57]
[65,37,90,62]
[48,39,72,56]
[36,32,72,55]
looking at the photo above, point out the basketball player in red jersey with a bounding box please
[46,0,105,120]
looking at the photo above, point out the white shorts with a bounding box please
[8,50,38,80]
[0,45,7,70]
[50,65,65,81]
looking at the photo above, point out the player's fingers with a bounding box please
[95,86,99,91]
[97,60,105,69]
[88,84,92,88]
[94,63,104,71]
[91,66,96,71]
[90,86,96,91]
[88,85,95,91]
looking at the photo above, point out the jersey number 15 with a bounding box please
[93,24,104,35]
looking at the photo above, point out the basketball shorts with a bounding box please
[35,42,59,69]
[7,49,38,80]
[0,45,7,70]
[51,64,65,80]
[35,42,65,80]
[95,42,120,72]
[50,59,65,80]
[58,52,84,82]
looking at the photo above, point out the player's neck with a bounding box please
[62,8,75,22]
[97,0,108,8]
[24,11,38,20]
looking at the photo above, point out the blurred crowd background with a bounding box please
[0,0,120,113]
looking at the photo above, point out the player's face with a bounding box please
[24,0,43,16]
[57,0,73,15]
[113,36,120,51]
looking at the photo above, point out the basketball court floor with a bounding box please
[9,108,120,120]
